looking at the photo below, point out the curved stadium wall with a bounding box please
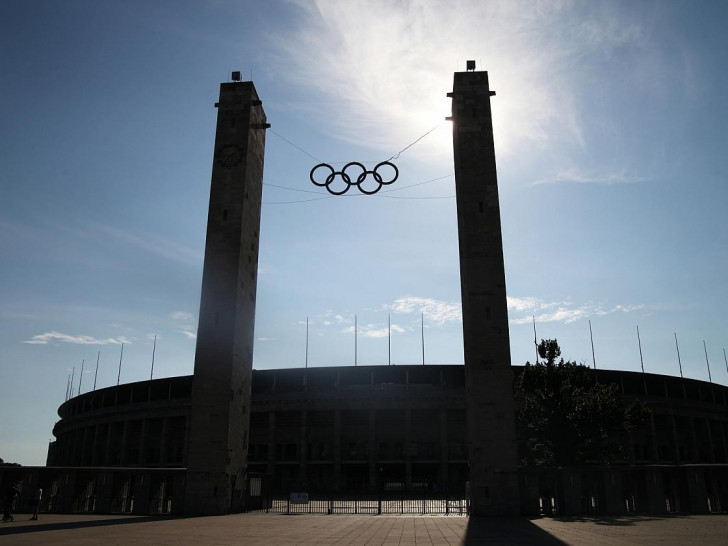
[6,365,727,515]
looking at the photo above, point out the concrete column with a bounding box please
[92,424,101,466]
[603,471,624,515]
[138,419,148,466]
[79,427,90,466]
[58,471,76,513]
[159,417,169,466]
[705,418,716,463]
[670,414,681,463]
[439,409,448,491]
[104,423,114,466]
[95,472,113,513]
[334,409,342,490]
[686,468,709,513]
[66,433,74,465]
[690,417,699,461]
[649,414,659,461]
[266,412,275,475]
[185,78,268,515]
[300,411,308,486]
[405,409,412,487]
[449,68,520,515]
[368,409,376,489]
[561,471,583,515]
[645,469,666,513]
[134,472,152,514]
[120,421,130,466]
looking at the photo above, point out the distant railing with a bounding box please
[149,496,173,514]
[248,490,468,516]
[110,495,134,513]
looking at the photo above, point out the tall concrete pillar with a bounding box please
[448,65,520,515]
[185,75,268,515]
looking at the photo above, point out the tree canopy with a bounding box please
[515,339,650,467]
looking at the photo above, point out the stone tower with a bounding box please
[185,75,268,515]
[448,66,520,515]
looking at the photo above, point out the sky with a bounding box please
[1,0,727,466]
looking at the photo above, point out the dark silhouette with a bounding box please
[2,482,20,522]
[516,339,650,466]
[30,487,42,520]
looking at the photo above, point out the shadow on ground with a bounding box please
[464,516,567,545]
[552,513,690,526]
[0,515,179,537]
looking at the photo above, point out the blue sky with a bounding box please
[1,0,727,465]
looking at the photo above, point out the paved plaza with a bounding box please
[0,512,726,545]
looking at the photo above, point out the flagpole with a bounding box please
[354,314,357,366]
[70,366,75,398]
[589,320,598,384]
[117,343,124,386]
[637,326,646,395]
[150,335,157,381]
[93,351,100,391]
[588,320,597,370]
[388,314,391,366]
[305,317,309,369]
[703,340,712,383]
[532,315,539,364]
[421,313,425,365]
[78,359,85,395]
[674,333,683,378]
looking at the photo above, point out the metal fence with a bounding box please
[250,492,468,516]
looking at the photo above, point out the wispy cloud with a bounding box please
[301,295,641,332]
[24,331,130,345]
[170,311,197,340]
[88,223,200,266]
[390,297,461,325]
[310,311,352,327]
[170,311,194,321]
[343,324,406,338]
[277,0,648,161]
[507,297,643,325]
[532,167,648,186]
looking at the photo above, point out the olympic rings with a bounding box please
[309,161,399,195]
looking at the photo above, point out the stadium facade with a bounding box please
[3,365,726,515]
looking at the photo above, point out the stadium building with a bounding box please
[3,67,727,516]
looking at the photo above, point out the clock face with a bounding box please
[216,145,244,168]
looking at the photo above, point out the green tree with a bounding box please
[515,339,649,466]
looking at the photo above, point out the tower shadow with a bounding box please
[463,517,567,545]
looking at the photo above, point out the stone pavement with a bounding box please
[0,512,726,545]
